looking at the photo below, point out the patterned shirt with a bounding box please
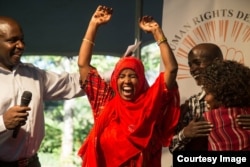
[169,90,207,152]
[204,107,250,150]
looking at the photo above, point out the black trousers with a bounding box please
[0,154,41,167]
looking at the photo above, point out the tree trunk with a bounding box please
[60,99,75,167]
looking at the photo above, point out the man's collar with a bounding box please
[198,90,206,100]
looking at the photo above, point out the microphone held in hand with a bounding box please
[12,91,32,138]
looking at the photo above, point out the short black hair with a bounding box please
[188,43,224,61]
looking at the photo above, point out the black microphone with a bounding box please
[13,91,32,138]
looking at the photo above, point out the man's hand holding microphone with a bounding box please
[2,91,32,138]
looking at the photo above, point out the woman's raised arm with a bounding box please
[139,16,178,89]
[78,5,113,82]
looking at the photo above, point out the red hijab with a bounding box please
[110,56,149,97]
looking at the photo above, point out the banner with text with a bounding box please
[162,0,250,103]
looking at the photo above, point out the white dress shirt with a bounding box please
[0,62,84,161]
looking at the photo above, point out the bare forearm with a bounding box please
[78,22,99,83]
[153,28,178,88]
[78,5,113,82]
[78,22,98,68]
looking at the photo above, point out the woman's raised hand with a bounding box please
[139,16,159,33]
[91,5,113,26]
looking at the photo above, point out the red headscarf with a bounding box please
[94,56,152,152]
[110,56,149,97]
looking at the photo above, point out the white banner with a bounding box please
[161,0,250,166]
[162,0,250,103]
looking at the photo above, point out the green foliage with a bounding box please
[72,97,94,151]
[141,43,161,70]
[40,123,62,154]
[39,101,64,154]
[141,43,161,85]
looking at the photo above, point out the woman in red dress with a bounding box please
[77,5,180,167]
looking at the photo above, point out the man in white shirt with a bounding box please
[0,16,84,167]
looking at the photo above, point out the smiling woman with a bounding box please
[76,4,179,167]
[77,5,180,167]
[113,57,145,101]
[117,68,139,101]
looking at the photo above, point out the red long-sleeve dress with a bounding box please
[78,57,180,167]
